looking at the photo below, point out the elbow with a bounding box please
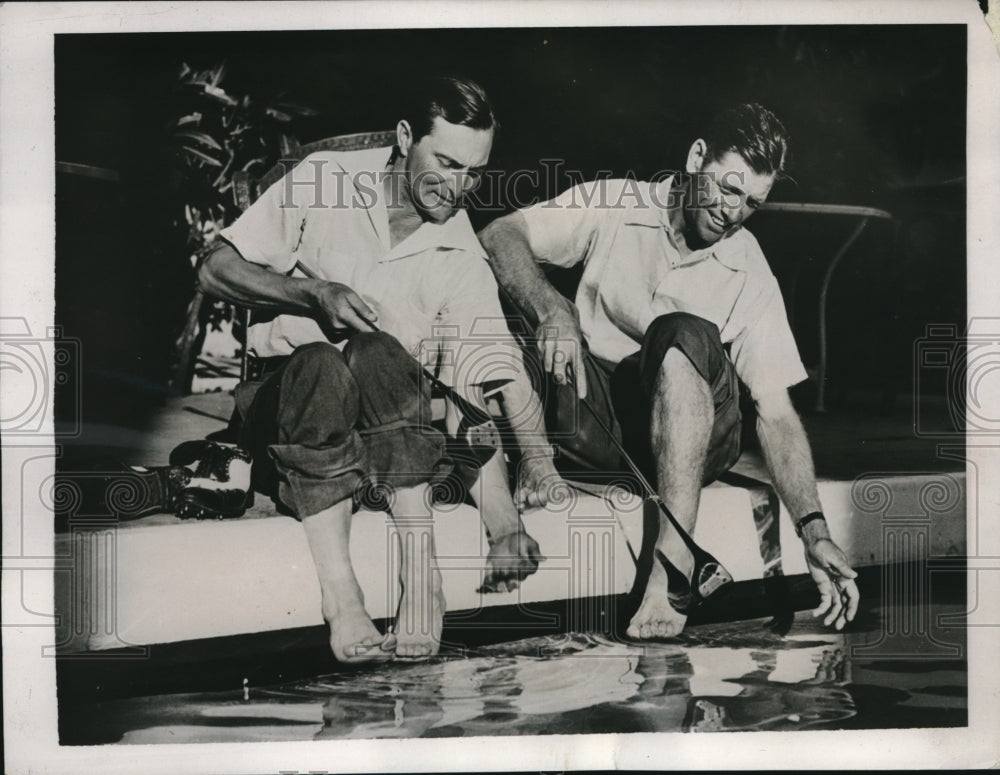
[197,244,228,297]
[754,390,799,428]
[477,218,503,257]
[478,213,523,258]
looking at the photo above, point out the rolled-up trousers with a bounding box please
[235,333,450,519]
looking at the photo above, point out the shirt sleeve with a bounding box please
[519,180,621,268]
[729,269,809,398]
[429,252,525,402]
[219,156,323,274]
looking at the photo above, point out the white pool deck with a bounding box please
[51,391,966,653]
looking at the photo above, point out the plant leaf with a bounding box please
[241,156,266,172]
[274,101,320,117]
[180,145,224,167]
[265,107,292,122]
[203,84,238,105]
[174,130,223,150]
[176,112,202,127]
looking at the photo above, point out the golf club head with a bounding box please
[694,560,734,601]
[655,550,734,615]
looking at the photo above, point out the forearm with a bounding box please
[498,370,553,455]
[479,214,571,325]
[444,399,522,539]
[198,242,320,314]
[756,401,831,543]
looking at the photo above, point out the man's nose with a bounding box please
[454,170,477,194]
[719,200,743,226]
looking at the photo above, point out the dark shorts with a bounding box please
[543,312,741,486]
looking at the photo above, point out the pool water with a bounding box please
[64,599,967,743]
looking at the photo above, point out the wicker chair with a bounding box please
[230,130,397,381]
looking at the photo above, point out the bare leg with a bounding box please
[627,347,713,639]
[391,484,445,658]
[302,500,395,663]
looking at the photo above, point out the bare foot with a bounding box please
[328,602,396,664]
[627,559,689,639]
[627,528,696,640]
[301,502,394,664]
[395,565,445,659]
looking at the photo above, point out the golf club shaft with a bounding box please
[494,285,719,565]
[575,392,711,563]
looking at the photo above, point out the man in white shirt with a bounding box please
[200,77,557,663]
[480,103,859,640]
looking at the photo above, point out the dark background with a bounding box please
[54,26,966,427]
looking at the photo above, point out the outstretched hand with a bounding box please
[479,531,545,593]
[805,538,860,631]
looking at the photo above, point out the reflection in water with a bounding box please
[73,605,966,743]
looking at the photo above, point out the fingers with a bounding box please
[342,289,378,329]
[840,578,860,626]
[513,481,538,510]
[540,328,571,388]
[540,332,556,377]
[811,572,845,628]
[480,534,543,594]
[320,284,378,332]
[523,486,547,510]
[478,574,513,594]
[811,580,834,621]
[516,471,552,510]
[514,485,528,511]
[334,305,375,333]
[536,319,586,398]
[568,347,588,400]
[823,587,845,628]
[827,552,859,580]
[812,574,860,630]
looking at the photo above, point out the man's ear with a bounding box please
[396,120,413,157]
[685,139,708,174]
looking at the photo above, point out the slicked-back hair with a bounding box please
[703,103,790,177]
[403,76,498,142]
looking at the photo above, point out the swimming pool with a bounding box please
[60,597,966,743]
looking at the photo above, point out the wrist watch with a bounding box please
[794,511,826,538]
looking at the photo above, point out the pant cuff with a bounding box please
[269,433,367,517]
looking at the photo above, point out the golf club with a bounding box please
[497,287,733,611]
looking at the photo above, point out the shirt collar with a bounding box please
[623,176,747,272]
[334,145,485,261]
[383,209,484,261]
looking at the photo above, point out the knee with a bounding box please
[285,341,348,383]
[645,313,722,354]
[343,331,408,368]
[640,313,725,394]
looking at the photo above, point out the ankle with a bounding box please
[655,540,694,578]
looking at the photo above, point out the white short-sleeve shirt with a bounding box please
[519,177,808,397]
[219,147,521,392]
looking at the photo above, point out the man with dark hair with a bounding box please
[479,102,859,640]
[401,75,499,143]
[199,76,555,663]
[702,102,790,176]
